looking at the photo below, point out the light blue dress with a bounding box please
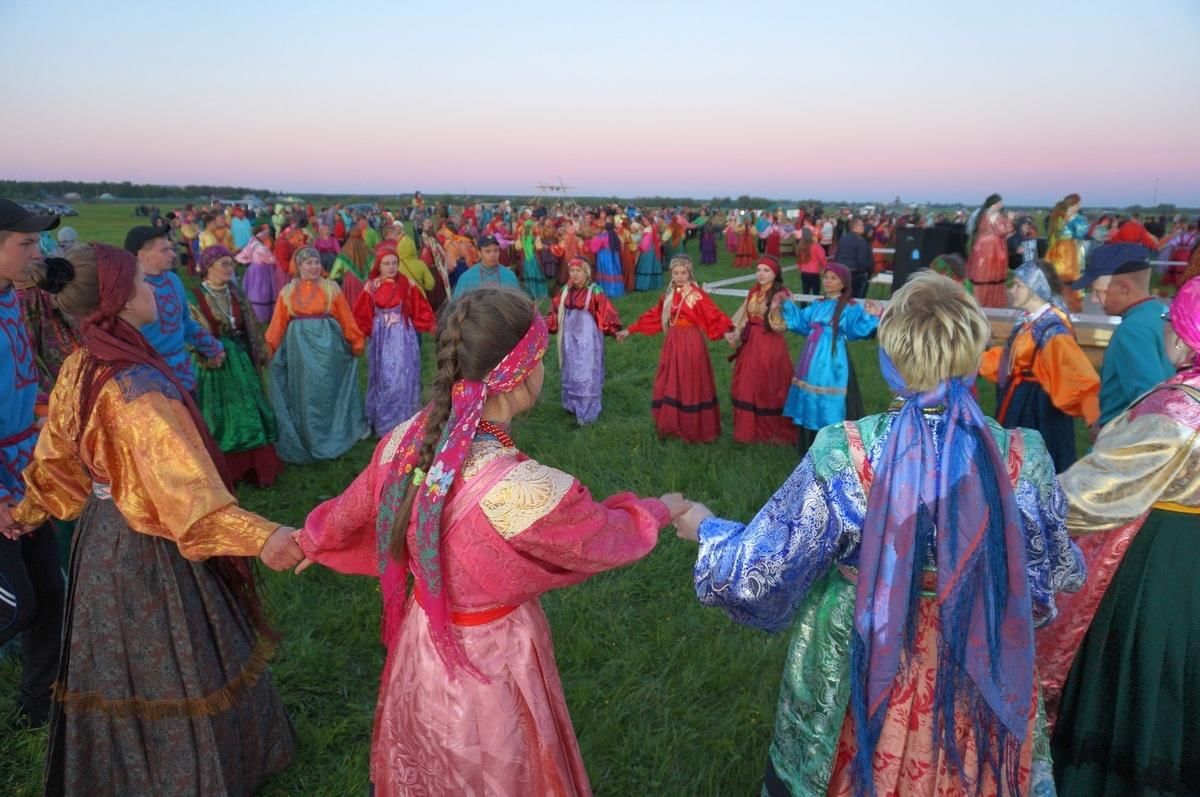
[780,299,878,430]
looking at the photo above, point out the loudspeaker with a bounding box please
[892,223,968,289]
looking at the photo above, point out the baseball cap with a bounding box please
[477,234,499,248]
[0,198,60,233]
[124,225,171,255]
[1072,243,1151,290]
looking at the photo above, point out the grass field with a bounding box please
[0,203,1079,796]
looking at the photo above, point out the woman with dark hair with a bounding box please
[781,262,882,457]
[296,288,684,796]
[793,226,826,295]
[190,246,283,487]
[726,256,796,445]
[966,193,1015,307]
[1047,193,1089,311]
[980,260,1099,472]
[8,243,299,796]
[678,272,1084,796]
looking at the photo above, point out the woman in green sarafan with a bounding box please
[189,245,283,487]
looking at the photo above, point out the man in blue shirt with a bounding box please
[1074,243,1174,430]
[124,226,223,392]
[0,198,65,726]
[452,235,520,298]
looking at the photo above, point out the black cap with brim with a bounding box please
[1072,243,1151,290]
[0,198,60,233]
[477,235,499,249]
[124,225,170,255]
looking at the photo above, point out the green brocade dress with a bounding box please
[188,283,280,483]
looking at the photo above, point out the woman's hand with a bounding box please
[615,329,631,342]
[674,502,714,543]
[259,525,304,571]
[658,492,691,520]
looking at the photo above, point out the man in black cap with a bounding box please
[124,225,223,393]
[1074,243,1175,429]
[0,198,66,726]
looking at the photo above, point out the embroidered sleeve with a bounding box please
[694,426,860,633]
[1013,428,1086,626]
[480,460,575,539]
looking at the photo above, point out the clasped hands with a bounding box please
[657,492,714,542]
[0,503,36,541]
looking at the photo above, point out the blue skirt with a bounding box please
[997,381,1076,472]
[268,316,367,463]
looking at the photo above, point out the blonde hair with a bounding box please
[878,271,990,392]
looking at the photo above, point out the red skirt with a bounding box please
[651,325,720,443]
[731,321,796,445]
[340,271,364,310]
[225,444,284,488]
[734,236,757,268]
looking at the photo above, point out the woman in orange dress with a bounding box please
[265,246,367,463]
[733,217,757,268]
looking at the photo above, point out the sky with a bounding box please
[2,0,1198,206]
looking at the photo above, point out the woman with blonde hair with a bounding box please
[617,254,733,443]
[546,257,623,425]
[677,271,1084,796]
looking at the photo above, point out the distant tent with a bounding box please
[64,192,82,201]
[98,193,114,200]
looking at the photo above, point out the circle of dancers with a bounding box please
[2,195,1199,796]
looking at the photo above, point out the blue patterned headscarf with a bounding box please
[849,349,1034,795]
[1014,261,1068,315]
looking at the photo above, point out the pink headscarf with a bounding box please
[376,311,549,678]
[1172,277,1200,367]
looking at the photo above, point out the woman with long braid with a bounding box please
[295,288,686,796]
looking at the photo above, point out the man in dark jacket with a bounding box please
[836,218,874,298]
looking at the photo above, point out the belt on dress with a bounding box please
[414,582,519,627]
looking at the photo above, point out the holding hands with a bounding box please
[615,329,631,342]
[0,502,36,541]
[259,525,305,571]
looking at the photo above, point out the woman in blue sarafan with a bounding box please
[780,261,882,457]
[676,272,1085,797]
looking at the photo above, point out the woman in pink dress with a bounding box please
[295,288,684,797]
[966,193,1016,307]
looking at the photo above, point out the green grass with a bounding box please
[0,203,1084,796]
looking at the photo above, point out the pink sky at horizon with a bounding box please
[3,0,1198,207]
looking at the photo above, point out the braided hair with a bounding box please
[387,289,535,561]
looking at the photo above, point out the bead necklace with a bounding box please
[201,281,236,329]
[477,420,514,448]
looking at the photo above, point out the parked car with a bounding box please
[46,203,79,216]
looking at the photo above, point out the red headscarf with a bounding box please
[369,242,399,280]
[77,242,232,492]
[76,242,269,631]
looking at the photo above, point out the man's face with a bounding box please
[0,231,42,283]
[138,235,176,274]
[1090,276,1112,311]
[480,244,500,266]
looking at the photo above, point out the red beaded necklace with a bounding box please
[477,419,514,448]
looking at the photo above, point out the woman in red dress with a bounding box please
[617,254,733,443]
[725,256,796,445]
[734,218,757,268]
[966,193,1016,307]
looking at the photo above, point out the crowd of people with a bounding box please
[2,191,1199,796]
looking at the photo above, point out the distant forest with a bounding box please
[0,180,275,201]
